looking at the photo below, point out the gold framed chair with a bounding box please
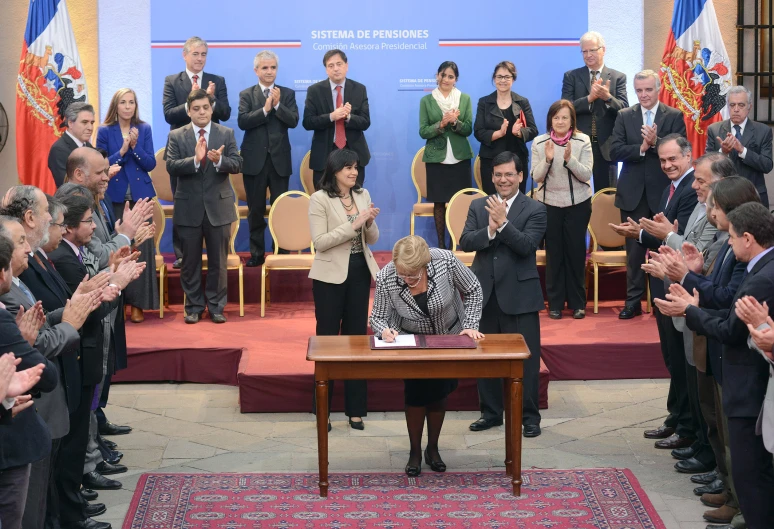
[300,151,315,195]
[473,156,483,190]
[410,147,435,235]
[197,204,245,317]
[588,187,649,313]
[230,172,271,220]
[446,188,486,266]
[525,189,547,266]
[261,191,315,317]
[151,198,168,318]
[149,148,174,225]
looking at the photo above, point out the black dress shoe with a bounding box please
[105,451,123,465]
[96,461,127,475]
[80,488,98,501]
[548,310,562,320]
[655,434,695,449]
[705,525,733,529]
[348,418,364,430]
[424,448,446,472]
[82,471,121,490]
[469,417,503,431]
[100,437,117,450]
[184,313,201,324]
[675,457,714,474]
[210,313,227,324]
[172,258,182,269]
[98,421,131,436]
[691,469,719,484]
[405,457,421,477]
[572,309,585,319]
[327,421,331,432]
[694,478,725,496]
[644,424,675,439]
[523,424,541,437]
[83,502,106,517]
[671,446,696,460]
[64,519,112,529]
[619,305,643,319]
[246,255,265,267]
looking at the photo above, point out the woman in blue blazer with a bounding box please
[97,88,158,322]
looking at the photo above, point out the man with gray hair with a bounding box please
[238,50,299,267]
[561,31,629,193]
[706,85,773,207]
[48,102,95,188]
[610,69,686,320]
[163,36,231,269]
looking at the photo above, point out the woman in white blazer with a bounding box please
[531,99,593,320]
[308,149,380,430]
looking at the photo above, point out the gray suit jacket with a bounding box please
[706,119,773,201]
[0,281,79,439]
[87,202,130,271]
[166,122,242,227]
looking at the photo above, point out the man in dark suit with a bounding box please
[610,69,687,319]
[611,134,698,450]
[561,31,628,192]
[706,85,773,208]
[459,151,547,437]
[0,233,59,529]
[658,202,774,529]
[48,103,95,188]
[303,49,371,189]
[163,36,231,268]
[238,50,299,267]
[166,89,242,324]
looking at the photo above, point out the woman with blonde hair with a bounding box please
[97,88,158,322]
[370,235,483,476]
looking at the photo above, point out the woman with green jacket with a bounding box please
[419,61,474,249]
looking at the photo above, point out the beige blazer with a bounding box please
[308,188,380,284]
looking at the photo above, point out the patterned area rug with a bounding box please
[123,469,665,528]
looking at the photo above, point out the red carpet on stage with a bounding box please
[123,469,666,529]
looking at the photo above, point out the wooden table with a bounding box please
[307,334,530,497]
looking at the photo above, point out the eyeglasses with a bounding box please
[51,222,67,229]
[493,172,518,179]
[581,47,603,55]
[79,217,96,225]
[495,75,513,81]
[398,273,422,282]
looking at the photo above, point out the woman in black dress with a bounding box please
[370,235,483,476]
[474,61,538,195]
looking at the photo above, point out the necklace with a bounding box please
[405,270,424,289]
[340,194,355,212]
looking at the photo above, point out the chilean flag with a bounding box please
[16,0,88,194]
[659,0,731,158]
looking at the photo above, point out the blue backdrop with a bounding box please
[150,0,588,251]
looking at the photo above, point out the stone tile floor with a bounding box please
[95,379,714,529]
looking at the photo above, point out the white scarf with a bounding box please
[431,87,461,114]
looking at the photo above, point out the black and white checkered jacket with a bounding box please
[370,248,483,337]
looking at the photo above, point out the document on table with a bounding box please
[372,334,417,348]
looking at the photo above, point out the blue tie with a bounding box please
[17,280,35,305]
[645,110,653,127]
[101,201,115,235]
[734,124,742,142]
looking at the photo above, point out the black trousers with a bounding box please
[621,194,653,306]
[178,212,231,316]
[0,463,31,529]
[22,438,60,529]
[479,156,528,196]
[244,157,289,259]
[169,176,182,260]
[685,361,714,466]
[312,145,366,191]
[477,289,541,426]
[654,308,693,436]
[94,373,111,428]
[544,200,591,311]
[311,253,371,417]
[728,416,774,529]
[590,140,616,192]
[55,385,93,525]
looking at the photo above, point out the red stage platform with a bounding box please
[116,280,663,414]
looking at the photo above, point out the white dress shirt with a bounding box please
[259,82,280,116]
[65,130,85,148]
[721,118,748,159]
[488,191,519,239]
[185,68,216,111]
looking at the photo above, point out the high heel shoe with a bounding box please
[348,418,364,430]
[404,460,421,477]
[424,448,446,473]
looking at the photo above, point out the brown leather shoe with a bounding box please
[701,492,729,508]
[644,424,675,439]
[702,504,738,524]
[654,433,695,449]
[130,306,144,323]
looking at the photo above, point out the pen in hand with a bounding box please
[381,328,399,343]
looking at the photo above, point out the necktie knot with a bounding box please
[263,88,270,98]
[591,70,599,81]
[192,74,199,84]
[335,85,342,95]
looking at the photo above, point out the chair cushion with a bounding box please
[237,205,249,217]
[265,254,315,268]
[453,251,475,266]
[536,250,546,266]
[413,203,434,215]
[590,250,627,265]
[201,254,243,268]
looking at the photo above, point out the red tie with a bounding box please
[192,74,199,87]
[334,85,346,150]
[667,183,675,204]
[198,128,207,169]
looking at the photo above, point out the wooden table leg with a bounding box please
[504,377,512,476]
[315,379,329,497]
[510,377,523,496]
